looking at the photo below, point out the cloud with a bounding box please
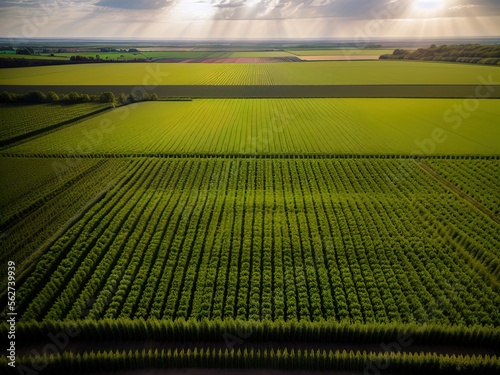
[1,0,500,39]
[201,0,415,21]
[449,4,479,10]
[0,0,42,6]
[96,0,172,10]
[212,0,245,8]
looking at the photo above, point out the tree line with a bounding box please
[5,318,499,347]
[380,44,500,66]
[4,348,499,373]
[0,90,159,104]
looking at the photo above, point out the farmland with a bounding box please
[1,50,376,62]
[0,154,499,373]
[0,50,214,61]
[0,157,131,274]
[288,49,395,56]
[0,43,499,374]
[0,102,110,144]
[1,61,499,85]
[425,159,500,214]
[2,99,498,155]
[4,157,499,323]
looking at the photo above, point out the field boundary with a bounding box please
[1,85,499,98]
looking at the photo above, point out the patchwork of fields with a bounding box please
[0,55,499,373]
[1,49,384,62]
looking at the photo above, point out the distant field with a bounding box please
[288,49,394,56]
[297,56,381,61]
[0,51,234,61]
[230,51,296,58]
[1,50,375,60]
[0,53,66,60]
[1,61,498,85]
[3,99,498,155]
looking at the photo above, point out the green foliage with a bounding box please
[4,158,499,326]
[0,61,498,85]
[22,91,47,103]
[381,44,500,65]
[46,91,60,102]
[99,92,115,103]
[3,347,499,373]
[5,99,499,155]
[425,159,500,216]
[0,102,110,143]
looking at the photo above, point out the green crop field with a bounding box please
[425,159,500,214]
[1,61,499,85]
[2,99,498,155]
[0,102,110,143]
[0,157,130,271]
[0,54,499,374]
[5,157,498,323]
[0,155,499,373]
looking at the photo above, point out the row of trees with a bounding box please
[0,90,115,104]
[0,90,159,104]
[4,318,500,346]
[380,44,500,65]
[5,348,499,373]
[69,55,146,62]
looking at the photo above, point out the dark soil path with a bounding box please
[2,85,500,98]
[16,339,500,357]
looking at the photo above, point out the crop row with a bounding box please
[3,348,499,374]
[11,158,499,325]
[6,318,500,346]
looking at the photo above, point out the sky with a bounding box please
[1,0,499,40]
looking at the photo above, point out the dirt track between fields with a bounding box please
[2,85,500,98]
